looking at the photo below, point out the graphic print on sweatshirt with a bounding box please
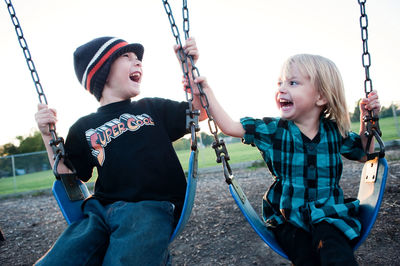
[85,113,154,165]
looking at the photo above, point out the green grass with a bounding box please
[0,170,98,195]
[177,141,261,170]
[0,171,54,195]
[2,117,399,196]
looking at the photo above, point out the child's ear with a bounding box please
[316,94,328,107]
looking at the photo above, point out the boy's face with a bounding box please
[104,52,143,100]
[275,64,326,124]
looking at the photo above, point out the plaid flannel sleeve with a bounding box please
[240,117,278,147]
[340,131,366,161]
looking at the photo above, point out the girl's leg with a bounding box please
[273,222,319,266]
[313,222,358,266]
[102,200,175,266]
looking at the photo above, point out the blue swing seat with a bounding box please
[229,157,388,259]
[354,156,388,250]
[52,149,198,243]
[52,177,91,225]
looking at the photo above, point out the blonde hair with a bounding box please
[280,54,350,137]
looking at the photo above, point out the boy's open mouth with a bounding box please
[129,72,141,83]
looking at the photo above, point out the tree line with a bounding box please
[350,102,399,122]
[0,129,237,157]
[0,132,49,177]
[0,131,45,157]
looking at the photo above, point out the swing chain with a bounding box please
[163,0,200,151]
[182,0,190,39]
[4,0,73,176]
[357,0,384,158]
[358,0,373,97]
[162,0,232,171]
[5,0,47,105]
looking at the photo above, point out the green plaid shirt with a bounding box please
[240,117,365,240]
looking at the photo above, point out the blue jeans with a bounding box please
[35,199,175,266]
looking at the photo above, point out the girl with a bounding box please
[190,54,380,265]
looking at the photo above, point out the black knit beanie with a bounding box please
[73,37,144,101]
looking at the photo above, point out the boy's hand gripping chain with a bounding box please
[162,0,200,151]
[162,0,234,184]
[5,0,84,201]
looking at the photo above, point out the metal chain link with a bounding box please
[358,0,373,97]
[162,0,232,179]
[4,0,73,175]
[182,0,190,39]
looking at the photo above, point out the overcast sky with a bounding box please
[1,0,399,145]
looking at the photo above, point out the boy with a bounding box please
[35,36,204,265]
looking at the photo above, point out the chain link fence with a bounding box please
[0,151,50,178]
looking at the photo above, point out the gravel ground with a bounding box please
[1,152,399,266]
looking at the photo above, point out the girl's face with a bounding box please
[105,52,143,100]
[275,64,326,125]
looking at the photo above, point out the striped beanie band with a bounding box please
[73,37,144,101]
